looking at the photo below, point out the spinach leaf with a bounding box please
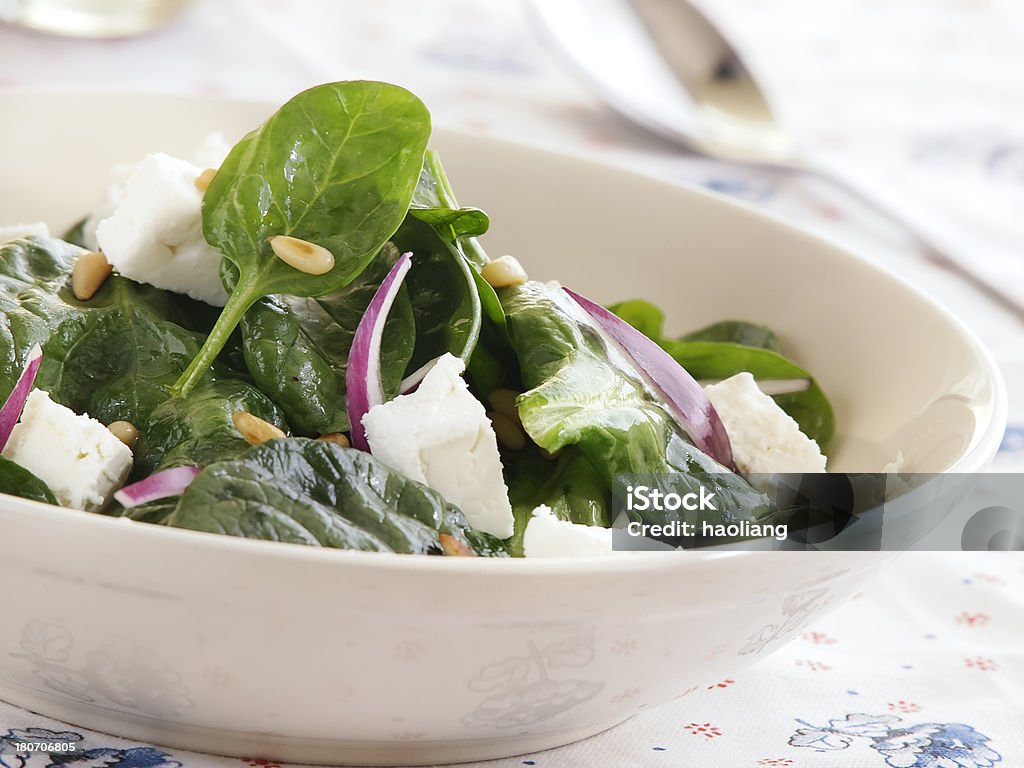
[409,155,490,243]
[609,300,780,351]
[607,299,833,449]
[173,81,431,397]
[133,379,287,477]
[681,319,781,351]
[502,281,772,529]
[0,456,57,505]
[162,438,506,556]
[664,341,834,449]
[504,447,609,557]
[392,217,481,372]
[0,237,206,427]
[240,243,415,435]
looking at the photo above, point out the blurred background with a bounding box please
[1,0,1022,459]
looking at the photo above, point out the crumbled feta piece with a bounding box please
[2,390,133,511]
[363,353,514,539]
[705,372,827,473]
[0,222,50,243]
[523,505,613,557]
[95,153,228,306]
[83,133,233,251]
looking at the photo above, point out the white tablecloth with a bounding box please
[1,1,1022,765]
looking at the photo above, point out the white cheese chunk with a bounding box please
[0,222,50,243]
[2,390,133,511]
[363,353,514,539]
[94,153,228,306]
[523,505,613,557]
[704,372,827,474]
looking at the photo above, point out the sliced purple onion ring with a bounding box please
[563,288,736,471]
[114,465,201,508]
[346,251,413,452]
[0,344,42,451]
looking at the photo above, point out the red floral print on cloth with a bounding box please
[803,631,837,644]
[757,760,794,767]
[965,657,1000,671]
[957,612,991,626]
[888,700,922,714]
[707,678,735,690]
[794,659,832,671]
[684,722,723,739]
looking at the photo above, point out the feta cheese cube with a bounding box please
[704,372,827,474]
[363,353,514,539]
[2,389,133,511]
[523,505,613,557]
[94,153,228,306]
[0,222,50,243]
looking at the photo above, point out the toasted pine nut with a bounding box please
[487,388,521,424]
[232,410,286,445]
[268,235,335,276]
[317,432,350,448]
[488,411,526,451]
[481,255,528,288]
[194,168,218,192]
[107,420,139,449]
[439,533,476,557]
[72,251,112,301]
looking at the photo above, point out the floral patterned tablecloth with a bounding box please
[1,0,1021,765]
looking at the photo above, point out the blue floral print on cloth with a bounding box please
[790,714,1002,767]
[0,728,181,768]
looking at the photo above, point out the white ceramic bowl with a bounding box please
[0,92,1006,765]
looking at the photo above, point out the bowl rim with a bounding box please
[0,90,1007,572]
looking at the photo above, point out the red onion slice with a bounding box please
[346,251,413,451]
[0,344,42,451]
[563,287,736,470]
[114,465,201,508]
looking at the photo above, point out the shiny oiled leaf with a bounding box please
[241,243,415,435]
[162,438,506,556]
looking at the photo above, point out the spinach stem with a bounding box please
[170,277,257,398]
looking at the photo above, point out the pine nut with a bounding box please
[71,251,112,301]
[232,410,286,445]
[317,432,350,448]
[488,411,526,451]
[268,235,335,276]
[481,255,528,288]
[107,420,139,449]
[438,533,476,557]
[487,388,521,423]
[194,168,218,192]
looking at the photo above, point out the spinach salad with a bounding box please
[0,81,833,557]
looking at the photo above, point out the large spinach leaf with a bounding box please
[133,378,287,477]
[161,438,506,555]
[502,282,772,530]
[608,299,833,449]
[0,456,57,505]
[240,243,414,435]
[392,217,481,372]
[0,238,205,427]
[173,81,431,397]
